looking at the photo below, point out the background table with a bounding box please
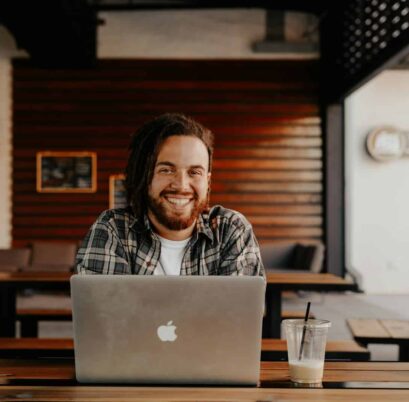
[0,272,71,337]
[265,272,358,338]
[0,272,357,338]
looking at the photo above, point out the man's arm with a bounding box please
[76,220,131,274]
[218,223,265,277]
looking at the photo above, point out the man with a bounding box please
[76,113,264,276]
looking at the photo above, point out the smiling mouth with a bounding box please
[165,197,192,207]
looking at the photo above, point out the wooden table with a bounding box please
[0,272,71,337]
[265,272,358,338]
[0,272,357,339]
[0,360,409,401]
[348,319,409,361]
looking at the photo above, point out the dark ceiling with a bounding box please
[1,0,408,101]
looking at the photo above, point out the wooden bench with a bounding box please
[17,308,314,338]
[0,338,74,358]
[17,309,72,338]
[0,338,370,361]
[261,339,370,361]
[347,318,409,361]
[281,310,316,320]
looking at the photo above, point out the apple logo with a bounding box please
[157,321,177,342]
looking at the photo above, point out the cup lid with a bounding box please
[282,319,331,328]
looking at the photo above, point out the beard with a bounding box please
[148,190,207,231]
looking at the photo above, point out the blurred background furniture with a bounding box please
[0,242,77,273]
[348,318,409,362]
[0,242,77,337]
[25,241,77,272]
[0,248,31,272]
[260,241,325,273]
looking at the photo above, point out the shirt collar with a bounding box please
[195,211,214,242]
[129,208,214,243]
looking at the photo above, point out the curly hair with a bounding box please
[125,113,214,219]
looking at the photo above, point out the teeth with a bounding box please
[166,198,190,206]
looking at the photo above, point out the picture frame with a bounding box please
[109,174,127,209]
[36,151,97,193]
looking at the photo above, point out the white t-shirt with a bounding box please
[154,235,191,276]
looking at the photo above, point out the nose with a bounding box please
[170,170,190,191]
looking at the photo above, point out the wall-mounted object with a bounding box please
[36,151,97,193]
[366,127,409,162]
[109,174,127,209]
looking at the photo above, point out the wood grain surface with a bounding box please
[0,386,409,401]
[266,272,354,285]
[13,59,321,245]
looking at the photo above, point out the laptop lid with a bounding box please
[70,275,265,385]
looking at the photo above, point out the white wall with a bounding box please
[98,10,318,59]
[345,70,409,294]
[0,27,27,248]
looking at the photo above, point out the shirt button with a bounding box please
[147,261,151,267]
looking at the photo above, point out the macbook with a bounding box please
[70,275,265,385]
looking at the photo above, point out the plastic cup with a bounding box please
[283,319,331,384]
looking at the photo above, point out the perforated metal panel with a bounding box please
[321,0,409,100]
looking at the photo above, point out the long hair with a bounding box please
[125,113,214,219]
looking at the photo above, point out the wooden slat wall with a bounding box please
[12,59,322,245]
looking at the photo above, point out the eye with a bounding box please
[189,169,203,176]
[158,167,173,174]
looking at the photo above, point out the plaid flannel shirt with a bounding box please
[76,205,265,277]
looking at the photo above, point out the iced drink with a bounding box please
[288,359,324,384]
[283,319,331,384]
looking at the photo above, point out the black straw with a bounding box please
[298,301,311,361]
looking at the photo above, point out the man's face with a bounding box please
[147,135,211,232]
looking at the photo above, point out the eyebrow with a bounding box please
[156,161,206,170]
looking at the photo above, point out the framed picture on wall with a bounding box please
[36,151,97,193]
[109,174,127,209]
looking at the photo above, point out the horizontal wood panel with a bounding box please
[13,227,323,240]
[214,148,322,159]
[15,102,319,112]
[14,115,321,127]
[13,193,322,206]
[14,80,318,91]
[14,170,322,182]
[14,148,322,159]
[13,215,322,228]
[14,127,322,139]
[248,216,322,226]
[13,206,108,215]
[14,182,322,194]
[14,158,322,171]
[13,204,322,216]
[210,193,322,204]
[211,182,322,193]
[15,92,318,103]
[14,58,319,78]
[254,227,323,237]
[212,159,322,170]
[13,59,322,244]
[13,137,322,150]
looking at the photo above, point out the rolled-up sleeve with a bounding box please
[218,223,265,278]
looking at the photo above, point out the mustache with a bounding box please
[160,190,198,199]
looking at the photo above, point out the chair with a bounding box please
[0,248,31,272]
[260,241,324,273]
[22,241,77,272]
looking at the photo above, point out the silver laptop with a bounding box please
[70,275,265,385]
